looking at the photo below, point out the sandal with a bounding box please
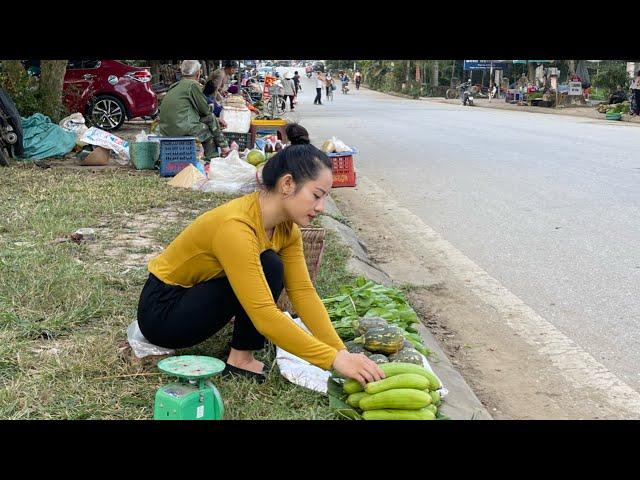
[221,363,268,383]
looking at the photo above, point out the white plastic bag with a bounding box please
[194,150,258,195]
[126,320,175,359]
[135,130,149,142]
[330,136,351,153]
[59,113,89,145]
[220,106,251,134]
[81,126,130,162]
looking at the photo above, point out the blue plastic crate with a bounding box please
[153,136,197,177]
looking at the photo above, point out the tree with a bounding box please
[528,61,537,83]
[39,60,68,122]
[2,60,27,92]
[593,61,630,97]
[431,60,439,86]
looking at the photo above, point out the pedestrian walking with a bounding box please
[631,71,640,116]
[314,71,325,105]
[282,72,297,111]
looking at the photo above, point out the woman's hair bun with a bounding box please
[285,123,310,145]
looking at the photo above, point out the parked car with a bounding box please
[312,62,325,72]
[22,59,158,131]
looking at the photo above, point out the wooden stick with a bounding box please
[94,372,162,381]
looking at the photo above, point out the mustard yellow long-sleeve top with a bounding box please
[148,191,345,370]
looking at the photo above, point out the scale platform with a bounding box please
[157,355,226,380]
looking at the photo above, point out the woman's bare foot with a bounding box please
[226,349,265,374]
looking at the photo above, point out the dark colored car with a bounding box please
[312,62,325,72]
[23,60,158,131]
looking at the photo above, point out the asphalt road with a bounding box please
[287,69,640,390]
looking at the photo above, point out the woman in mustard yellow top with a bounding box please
[137,124,384,385]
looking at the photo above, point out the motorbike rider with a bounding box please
[354,70,362,90]
[340,72,350,93]
[460,80,475,106]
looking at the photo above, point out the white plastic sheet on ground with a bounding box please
[126,320,175,358]
[276,312,448,397]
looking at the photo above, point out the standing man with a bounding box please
[159,60,230,160]
[314,70,325,105]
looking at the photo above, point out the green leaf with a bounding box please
[327,377,362,420]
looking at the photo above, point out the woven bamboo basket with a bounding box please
[276,226,326,315]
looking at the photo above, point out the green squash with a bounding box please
[368,354,389,364]
[356,316,389,336]
[345,340,367,354]
[357,325,404,355]
[388,347,423,365]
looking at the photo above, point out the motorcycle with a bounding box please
[305,66,312,78]
[0,87,24,166]
[461,81,474,106]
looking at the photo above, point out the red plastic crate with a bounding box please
[331,155,356,188]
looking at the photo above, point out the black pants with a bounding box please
[137,250,284,351]
[284,94,295,109]
[314,88,322,104]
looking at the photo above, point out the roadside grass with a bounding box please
[0,164,349,419]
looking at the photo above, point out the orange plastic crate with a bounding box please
[331,155,356,188]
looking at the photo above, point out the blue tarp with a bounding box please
[18,113,76,161]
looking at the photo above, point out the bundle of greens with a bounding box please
[322,277,430,356]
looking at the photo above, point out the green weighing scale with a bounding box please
[153,355,226,420]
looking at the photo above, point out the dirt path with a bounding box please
[334,176,640,419]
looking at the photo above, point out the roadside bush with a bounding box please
[0,65,41,118]
[593,62,630,98]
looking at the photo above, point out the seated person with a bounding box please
[608,85,627,105]
[158,60,230,160]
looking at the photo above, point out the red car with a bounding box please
[61,60,158,131]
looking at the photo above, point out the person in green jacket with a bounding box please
[158,60,230,159]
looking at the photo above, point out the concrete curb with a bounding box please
[321,195,493,420]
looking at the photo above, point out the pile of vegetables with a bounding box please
[322,277,430,356]
[597,101,630,114]
[328,362,443,420]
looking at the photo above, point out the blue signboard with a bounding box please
[464,60,508,70]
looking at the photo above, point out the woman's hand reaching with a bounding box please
[332,349,385,387]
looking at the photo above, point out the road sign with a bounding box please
[464,60,508,70]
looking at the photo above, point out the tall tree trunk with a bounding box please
[528,61,537,82]
[567,60,576,74]
[431,60,439,86]
[39,60,68,122]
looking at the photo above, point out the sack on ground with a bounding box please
[220,106,251,133]
[80,126,130,163]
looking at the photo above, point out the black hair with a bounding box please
[223,61,238,69]
[261,124,332,193]
[294,71,298,74]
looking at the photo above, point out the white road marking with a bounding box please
[357,174,640,417]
